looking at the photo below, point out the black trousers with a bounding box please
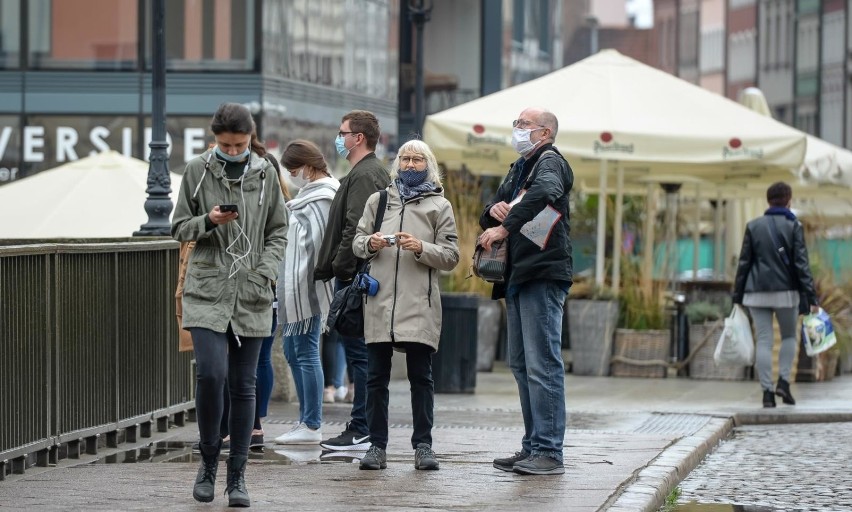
[366,342,434,450]
[191,325,262,458]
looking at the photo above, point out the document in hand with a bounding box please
[508,190,563,250]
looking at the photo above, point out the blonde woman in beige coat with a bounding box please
[351,139,460,472]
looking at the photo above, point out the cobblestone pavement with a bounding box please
[676,422,852,512]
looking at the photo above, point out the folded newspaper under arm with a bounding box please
[508,190,562,250]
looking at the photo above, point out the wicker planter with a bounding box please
[611,328,669,378]
[688,322,748,380]
[567,299,618,376]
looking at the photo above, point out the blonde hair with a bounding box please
[390,139,442,186]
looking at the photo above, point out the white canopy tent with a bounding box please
[424,50,807,289]
[738,87,852,188]
[0,151,182,238]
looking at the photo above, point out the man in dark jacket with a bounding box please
[479,107,573,475]
[315,110,390,450]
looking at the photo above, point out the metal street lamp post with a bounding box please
[409,0,432,135]
[135,0,172,237]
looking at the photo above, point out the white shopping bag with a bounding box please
[714,305,755,366]
[802,308,837,356]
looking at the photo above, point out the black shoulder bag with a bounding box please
[765,216,809,315]
[326,190,388,337]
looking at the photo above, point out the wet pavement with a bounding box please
[1,364,851,511]
[675,422,852,511]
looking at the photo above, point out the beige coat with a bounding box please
[352,184,459,350]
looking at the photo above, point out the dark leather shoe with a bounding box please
[763,390,777,408]
[775,378,796,405]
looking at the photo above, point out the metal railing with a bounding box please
[0,240,194,477]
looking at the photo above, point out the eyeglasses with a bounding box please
[400,156,426,165]
[512,119,544,129]
[338,131,360,138]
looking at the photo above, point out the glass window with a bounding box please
[145,0,257,71]
[263,0,396,98]
[143,115,213,173]
[0,115,22,185]
[28,0,139,70]
[20,115,140,176]
[0,0,20,68]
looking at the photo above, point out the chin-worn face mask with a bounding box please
[511,127,543,155]
[334,135,350,159]
[215,145,250,163]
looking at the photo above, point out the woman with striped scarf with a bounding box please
[274,140,340,445]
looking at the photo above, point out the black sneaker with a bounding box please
[249,433,264,449]
[763,390,777,408]
[414,443,439,470]
[493,451,529,472]
[775,378,796,405]
[320,423,370,451]
[359,445,387,470]
[512,455,565,475]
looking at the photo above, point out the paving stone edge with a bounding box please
[604,415,735,512]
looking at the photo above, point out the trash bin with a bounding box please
[433,293,479,393]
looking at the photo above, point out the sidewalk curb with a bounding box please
[605,415,735,512]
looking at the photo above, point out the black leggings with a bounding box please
[191,325,262,458]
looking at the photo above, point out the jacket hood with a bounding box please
[288,176,340,211]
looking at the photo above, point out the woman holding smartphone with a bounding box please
[172,102,287,507]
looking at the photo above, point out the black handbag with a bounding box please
[765,216,809,315]
[326,190,388,337]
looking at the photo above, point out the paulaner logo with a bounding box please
[593,132,634,154]
[722,138,764,159]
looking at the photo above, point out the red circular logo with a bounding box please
[473,124,485,134]
[729,138,742,148]
[600,132,613,143]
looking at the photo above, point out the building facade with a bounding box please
[655,0,851,149]
[0,0,400,186]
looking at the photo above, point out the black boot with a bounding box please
[225,456,250,508]
[193,443,220,503]
[762,390,777,408]
[775,377,796,405]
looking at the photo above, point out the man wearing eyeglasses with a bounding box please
[478,107,573,475]
[315,110,390,451]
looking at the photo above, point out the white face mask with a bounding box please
[511,127,543,155]
[288,166,310,188]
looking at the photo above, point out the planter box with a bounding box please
[688,322,747,380]
[611,329,669,378]
[434,293,479,393]
[567,299,618,376]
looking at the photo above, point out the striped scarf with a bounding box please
[276,177,339,336]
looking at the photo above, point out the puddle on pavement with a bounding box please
[88,441,364,465]
[672,503,777,511]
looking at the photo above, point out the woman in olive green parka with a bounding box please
[171,103,287,507]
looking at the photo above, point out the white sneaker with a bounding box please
[274,423,322,445]
[323,387,335,404]
[333,385,347,402]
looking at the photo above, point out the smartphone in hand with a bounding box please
[219,204,238,213]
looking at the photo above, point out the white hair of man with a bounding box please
[390,139,443,187]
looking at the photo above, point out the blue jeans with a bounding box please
[505,279,568,463]
[335,278,369,436]
[283,315,324,429]
[255,313,277,427]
